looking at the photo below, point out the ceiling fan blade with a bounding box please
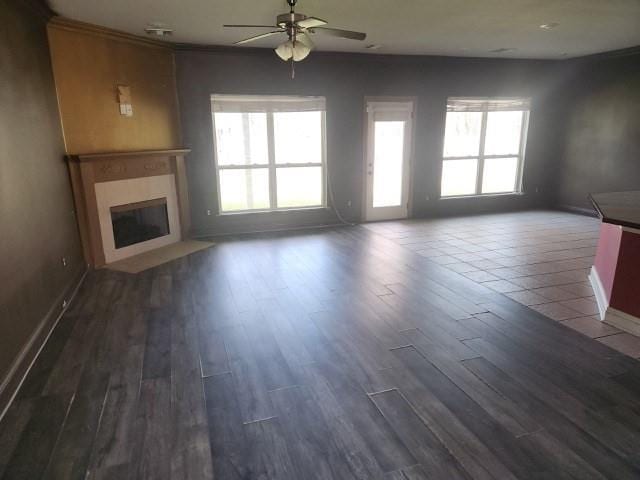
[310,27,366,41]
[224,24,278,28]
[234,30,285,45]
[296,16,327,29]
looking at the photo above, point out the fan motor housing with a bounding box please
[277,12,306,28]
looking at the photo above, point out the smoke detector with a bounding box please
[145,23,173,36]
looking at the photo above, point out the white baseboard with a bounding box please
[0,265,87,421]
[589,266,640,336]
[589,266,608,321]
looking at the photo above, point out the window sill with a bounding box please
[438,192,525,201]
[217,206,330,216]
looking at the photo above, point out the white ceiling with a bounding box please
[49,0,640,59]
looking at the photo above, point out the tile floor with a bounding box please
[364,210,640,358]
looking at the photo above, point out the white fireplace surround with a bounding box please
[94,174,181,263]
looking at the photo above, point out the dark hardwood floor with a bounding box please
[2,214,640,479]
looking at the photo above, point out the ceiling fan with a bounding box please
[224,0,367,63]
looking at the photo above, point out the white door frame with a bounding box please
[364,99,415,221]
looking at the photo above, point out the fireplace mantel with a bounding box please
[67,149,191,267]
[73,149,191,161]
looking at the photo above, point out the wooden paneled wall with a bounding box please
[47,18,182,154]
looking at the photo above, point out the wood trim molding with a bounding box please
[48,16,173,50]
[171,154,192,238]
[0,265,87,422]
[71,149,191,161]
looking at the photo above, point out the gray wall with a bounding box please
[0,0,84,392]
[554,50,640,210]
[175,48,569,236]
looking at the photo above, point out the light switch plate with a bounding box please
[119,103,133,117]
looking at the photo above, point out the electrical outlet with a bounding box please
[206,209,212,216]
[61,257,67,267]
[347,200,352,207]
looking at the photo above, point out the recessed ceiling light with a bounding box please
[145,23,173,36]
[490,47,517,53]
[539,22,559,30]
[365,44,382,50]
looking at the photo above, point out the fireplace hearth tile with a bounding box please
[104,240,214,274]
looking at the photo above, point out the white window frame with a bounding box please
[211,95,327,214]
[440,97,530,198]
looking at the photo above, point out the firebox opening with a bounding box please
[110,197,170,249]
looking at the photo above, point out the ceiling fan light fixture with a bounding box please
[275,39,311,62]
[233,0,366,66]
[275,40,294,60]
[144,23,173,36]
[292,41,311,61]
[297,32,314,49]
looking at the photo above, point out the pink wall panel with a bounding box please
[593,223,622,302]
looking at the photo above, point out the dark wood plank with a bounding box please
[221,319,276,423]
[1,394,71,479]
[243,416,297,480]
[384,464,430,480]
[463,314,640,417]
[256,298,315,367]
[462,356,640,479]
[43,371,110,479]
[302,361,417,474]
[196,305,231,377]
[142,307,172,380]
[3,215,640,480]
[269,385,364,479]
[481,301,635,377]
[463,338,640,474]
[392,345,550,479]
[203,372,268,479]
[170,312,213,479]
[379,290,477,341]
[15,314,79,400]
[403,333,539,436]
[240,309,299,391]
[370,389,471,479]
[87,381,140,473]
[130,377,172,480]
[0,399,35,477]
[149,274,173,308]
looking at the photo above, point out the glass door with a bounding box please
[365,101,414,221]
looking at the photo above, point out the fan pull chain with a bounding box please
[291,37,296,79]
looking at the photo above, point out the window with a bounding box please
[212,95,326,213]
[440,97,530,197]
